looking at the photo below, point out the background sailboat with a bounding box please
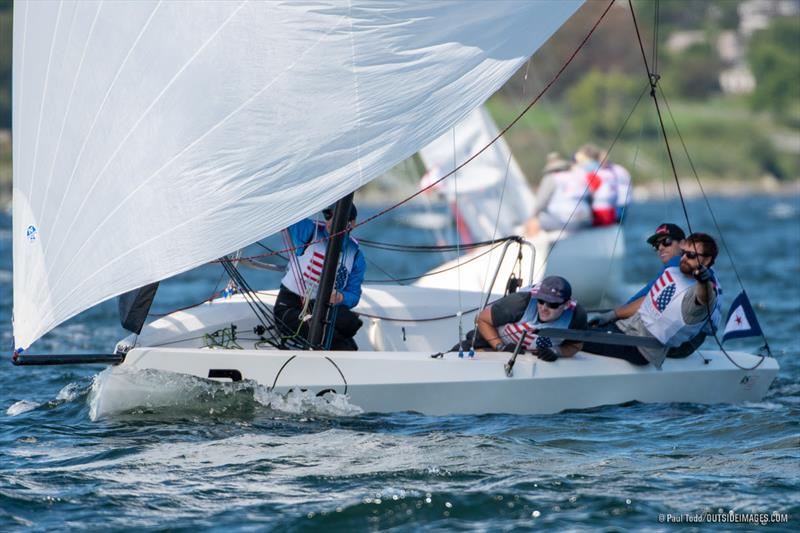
[413,105,629,306]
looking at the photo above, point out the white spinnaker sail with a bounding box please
[12,0,583,350]
[419,106,536,241]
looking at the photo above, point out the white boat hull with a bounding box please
[91,346,778,418]
[93,286,778,418]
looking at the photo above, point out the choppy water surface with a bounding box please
[1,195,798,531]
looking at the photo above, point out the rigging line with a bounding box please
[656,86,748,290]
[358,235,517,252]
[599,101,649,304]
[149,270,226,317]
[255,241,288,260]
[363,258,401,284]
[479,140,516,299]
[532,82,650,281]
[628,0,693,235]
[364,241,509,284]
[28,0,64,204]
[344,0,618,236]
[651,0,660,76]
[44,0,161,253]
[357,306,482,323]
[452,128,465,346]
[656,87,774,358]
[221,261,269,330]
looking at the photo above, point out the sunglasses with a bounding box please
[681,249,710,259]
[652,237,674,250]
[537,299,562,309]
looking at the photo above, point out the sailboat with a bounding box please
[412,105,629,306]
[11,1,778,418]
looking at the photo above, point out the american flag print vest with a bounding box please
[281,233,357,300]
[498,296,576,351]
[640,265,721,346]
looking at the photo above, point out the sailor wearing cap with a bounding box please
[454,276,588,362]
[621,222,686,305]
[275,204,366,350]
[584,232,722,367]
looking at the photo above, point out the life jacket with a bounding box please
[498,291,577,351]
[281,221,358,300]
[586,166,618,226]
[544,169,592,224]
[639,266,722,347]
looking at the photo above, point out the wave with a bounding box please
[88,366,363,421]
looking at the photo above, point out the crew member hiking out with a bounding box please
[454,276,588,362]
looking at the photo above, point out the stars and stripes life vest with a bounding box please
[586,165,618,226]
[497,292,576,352]
[281,221,358,303]
[544,169,592,225]
[639,265,722,347]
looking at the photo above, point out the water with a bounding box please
[1,194,799,531]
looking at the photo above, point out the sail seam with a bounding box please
[347,0,364,185]
[13,1,29,197]
[44,0,250,295]
[28,0,64,202]
[44,10,351,324]
[44,0,165,257]
[39,1,102,223]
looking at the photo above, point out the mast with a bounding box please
[306,192,355,348]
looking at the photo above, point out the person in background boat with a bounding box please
[600,151,632,222]
[524,152,592,235]
[453,276,588,362]
[274,204,366,350]
[576,144,618,227]
[583,232,722,367]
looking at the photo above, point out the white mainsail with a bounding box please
[418,106,536,242]
[12,0,583,351]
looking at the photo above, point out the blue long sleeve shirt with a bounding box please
[286,219,366,309]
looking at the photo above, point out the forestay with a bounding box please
[12,0,583,351]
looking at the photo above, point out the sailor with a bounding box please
[274,204,366,350]
[583,232,723,367]
[576,144,618,227]
[454,276,588,362]
[623,222,686,304]
[600,152,632,221]
[524,152,592,235]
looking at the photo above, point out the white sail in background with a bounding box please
[419,106,536,242]
[12,0,583,350]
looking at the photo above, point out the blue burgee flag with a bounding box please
[722,291,763,343]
